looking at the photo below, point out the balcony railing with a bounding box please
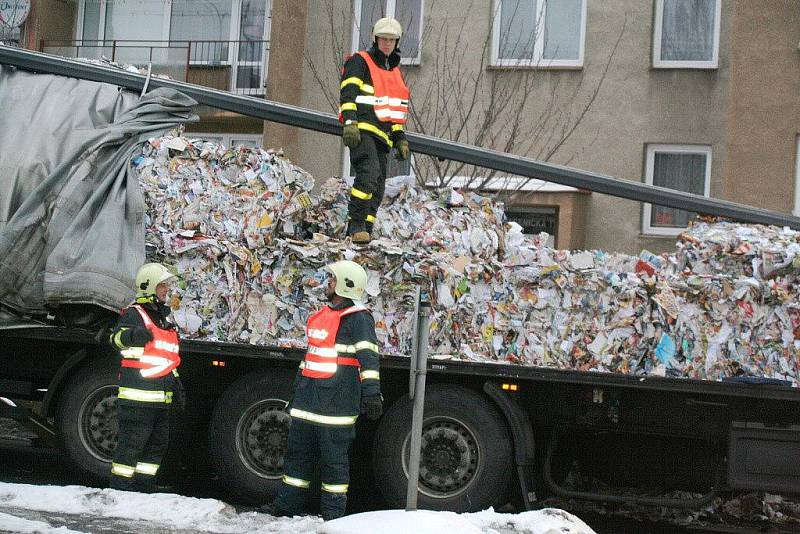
[39,40,269,96]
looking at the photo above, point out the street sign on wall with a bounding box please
[0,0,30,29]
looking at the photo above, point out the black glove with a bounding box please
[130,327,154,346]
[173,378,187,411]
[361,395,383,420]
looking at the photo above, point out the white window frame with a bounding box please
[652,0,721,69]
[187,132,263,149]
[490,0,587,68]
[74,0,271,94]
[642,144,712,236]
[351,0,425,66]
[794,135,800,217]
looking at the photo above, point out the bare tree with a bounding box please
[302,0,625,197]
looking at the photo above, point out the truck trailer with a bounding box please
[0,46,798,514]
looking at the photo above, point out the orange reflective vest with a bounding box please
[120,305,181,379]
[354,50,409,124]
[302,305,367,379]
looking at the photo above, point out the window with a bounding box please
[505,206,557,247]
[75,0,270,92]
[186,133,263,150]
[491,0,586,68]
[795,136,800,217]
[643,144,712,236]
[653,0,721,69]
[352,0,423,65]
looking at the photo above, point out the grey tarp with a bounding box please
[0,65,198,314]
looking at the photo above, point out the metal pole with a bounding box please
[406,292,431,511]
[408,286,421,400]
[2,45,799,229]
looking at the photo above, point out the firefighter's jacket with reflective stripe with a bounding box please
[109,300,180,409]
[339,45,408,148]
[291,299,381,426]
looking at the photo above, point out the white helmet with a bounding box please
[373,17,402,41]
[135,263,175,299]
[326,260,367,301]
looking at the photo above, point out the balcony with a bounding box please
[39,40,269,97]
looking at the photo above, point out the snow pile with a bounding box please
[135,134,800,385]
[0,482,595,534]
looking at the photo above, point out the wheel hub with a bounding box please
[407,418,479,497]
[238,402,290,478]
[80,387,118,461]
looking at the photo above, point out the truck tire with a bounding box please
[55,362,120,484]
[373,384,513,512]
[207,370,294,505]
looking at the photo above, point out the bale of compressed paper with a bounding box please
[135,134,799,386]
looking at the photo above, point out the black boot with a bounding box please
[346,220,370,244]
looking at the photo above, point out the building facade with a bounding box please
[10,1,800,254]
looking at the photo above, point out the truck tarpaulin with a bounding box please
[0,66,197,315]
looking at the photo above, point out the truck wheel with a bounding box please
[55,362,119,484]
[373,384,512,512]
[207,370,294,505]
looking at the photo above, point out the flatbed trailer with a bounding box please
[0,46,799,513]
[2,323,798,512]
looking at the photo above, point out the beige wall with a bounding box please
[263,0,308,158]
[297,1,741,254]
[22,0,75,49]
[723,1,800,213]
[24,1,800,255]
[292,0,351,182]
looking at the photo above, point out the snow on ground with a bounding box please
[0,482,596,534]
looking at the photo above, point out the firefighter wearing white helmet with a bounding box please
[263,260,381,521]
[107,262,183,493]
[339,16,411,244]
[373,16,402,40]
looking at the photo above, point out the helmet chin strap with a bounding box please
[328,293,346,305]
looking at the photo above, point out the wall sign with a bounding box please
[0,0,30,29]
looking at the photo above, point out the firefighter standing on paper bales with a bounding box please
[339,17,411,244]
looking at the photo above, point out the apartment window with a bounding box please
[491,0,586,68]
[505,206,558,247]
[76,0,270,92]
[352,0,423,65]
[794,135,800,217]
[187,133,263,150]
[653,0,720,69]
[643,144,711,236]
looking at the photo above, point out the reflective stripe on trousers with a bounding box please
[289,408,357,426]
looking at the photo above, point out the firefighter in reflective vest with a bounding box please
[340,17,410,244]
[263,260,382,520]
[108,263,181,492]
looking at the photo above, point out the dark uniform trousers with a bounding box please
[109,404,170,491]
[348,134,389,226]
[273,419,356,519]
